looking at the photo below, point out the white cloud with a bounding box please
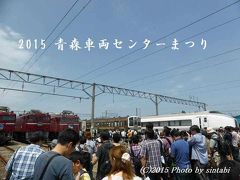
[0,24,33,70]
[0,24,48,110]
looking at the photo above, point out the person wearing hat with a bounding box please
[218,127,224,137]
[207,128,220,179]
[49,139,58,150]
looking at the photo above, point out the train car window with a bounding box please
[170,121,180,126]
[181,120,192,126]
[61,117,66,122]
[169,121,174,126]
[160,121,168,126]
[204,118,207,122]
[29,116,37,122]
[129,117,133,126]
[43,116,49,121]
[0,116,15,121]
[138,120,141,126]
[133,118,137,126]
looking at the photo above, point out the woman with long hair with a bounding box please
[102,145,141,180]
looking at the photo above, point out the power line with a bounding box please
[89,16,240,82]
[74,0,240,80]
[0,86,89,99]
[176,74,240,94]
[25,0,92,72]
[3,0,81,96]
[198,84,240,94]
[0,68,207,110]
[20,0,80,72]
[178,84,240,99]
[116,14,240,87]
[129,56,240,90]
[209,102,240,107]
[152,61,240,95]
[2,0,92,102]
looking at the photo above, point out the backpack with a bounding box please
[99,143,113,177]
[78,143,89,152]
[213,136,231,156]
[162,137,174,167]
[130,145,142,176]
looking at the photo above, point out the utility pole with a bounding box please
[91,83,96,132]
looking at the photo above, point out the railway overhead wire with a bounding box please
[0,68,206,130]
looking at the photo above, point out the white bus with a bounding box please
[129,111,239,131]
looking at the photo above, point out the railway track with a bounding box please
[0,141,50,174]
[0,146,15,166]
[0,141,29,177]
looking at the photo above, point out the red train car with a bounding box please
[14,109,51,142]
[49,110,80,140]
[0,106,16,145]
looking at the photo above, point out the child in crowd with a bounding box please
[69,151,91,180]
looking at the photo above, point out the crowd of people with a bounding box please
[4,124,240,180]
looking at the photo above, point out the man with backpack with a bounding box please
[207,128,221,167]
[33,129,79,180]
[161,126,174,179]
[92,132,113,180]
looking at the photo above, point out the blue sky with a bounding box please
[0,0,240,118]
